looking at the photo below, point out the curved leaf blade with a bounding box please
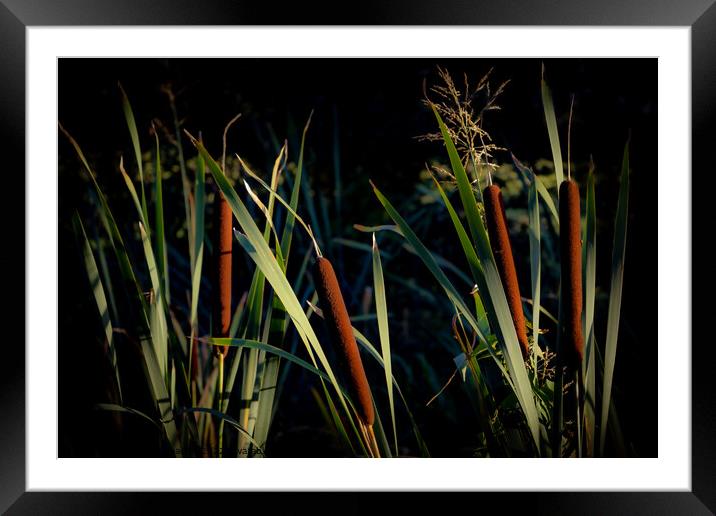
[600,141,630,455]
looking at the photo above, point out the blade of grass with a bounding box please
[95,403,160,431]
[599,141,630,455]
[74,213,122,403]
[91,210,120,324]
[139,222,169,382]
[262,143,287,242]
[119,83,148,224]
[206,337,335,385]
[164,86,194,271]
[372,234,398,456]
[119,157,147,228]
[243,180,284,256]
[280,111,312,263]
[353,224,403,236]
[513,153,559,231]
[594,336,627,456]
[535,176,560,232]
[471,288,491,338]
[140,333,181,456]
[583,162,597,456]
[237,267,265,453]
[371,399,392,458]
[251,313,284,453]
[430,177,485,290]
[189,146,206,384]
[153,129,169,304]
[170,360,177,410]
[540,68,564,191]
[525,163,542,372]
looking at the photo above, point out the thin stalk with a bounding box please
[575,371,581,457]
[366,425,381,458]
[576,366,584,457]
[164,87,194,270]
[218,353,225,458]
[469,151,485,203]
[359,421,380,458]
[552,294,564,458]
[567,95,575,181]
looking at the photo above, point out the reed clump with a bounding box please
[483,183,530,358]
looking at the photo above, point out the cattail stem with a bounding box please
[189,332,200,405]
[482,184,530,358]
[558,179,584,369]
[574,371,581,457]
[359,422,370,456]
[576,366,584,457]
[217,358,224,456]
[313,256,375,429]
[358,422,372,457]
[364,423,381,458]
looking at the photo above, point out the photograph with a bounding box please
[57,57,655,459]
[0,0,709,506]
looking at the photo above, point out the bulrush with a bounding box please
[313,256,375,427]
[483,183,530,358]
[558,179,584,368]
[212,185,233,357]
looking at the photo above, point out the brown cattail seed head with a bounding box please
[212,189,233,357]
[558,179,584,368]
[313,257,375,427]
[482,184,530,358]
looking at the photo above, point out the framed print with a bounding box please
[1,1,712,514]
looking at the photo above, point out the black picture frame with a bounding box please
[1,2,711,514]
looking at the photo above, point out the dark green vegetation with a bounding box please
[58,59,655,457]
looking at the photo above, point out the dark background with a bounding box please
[58,58,657,457]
